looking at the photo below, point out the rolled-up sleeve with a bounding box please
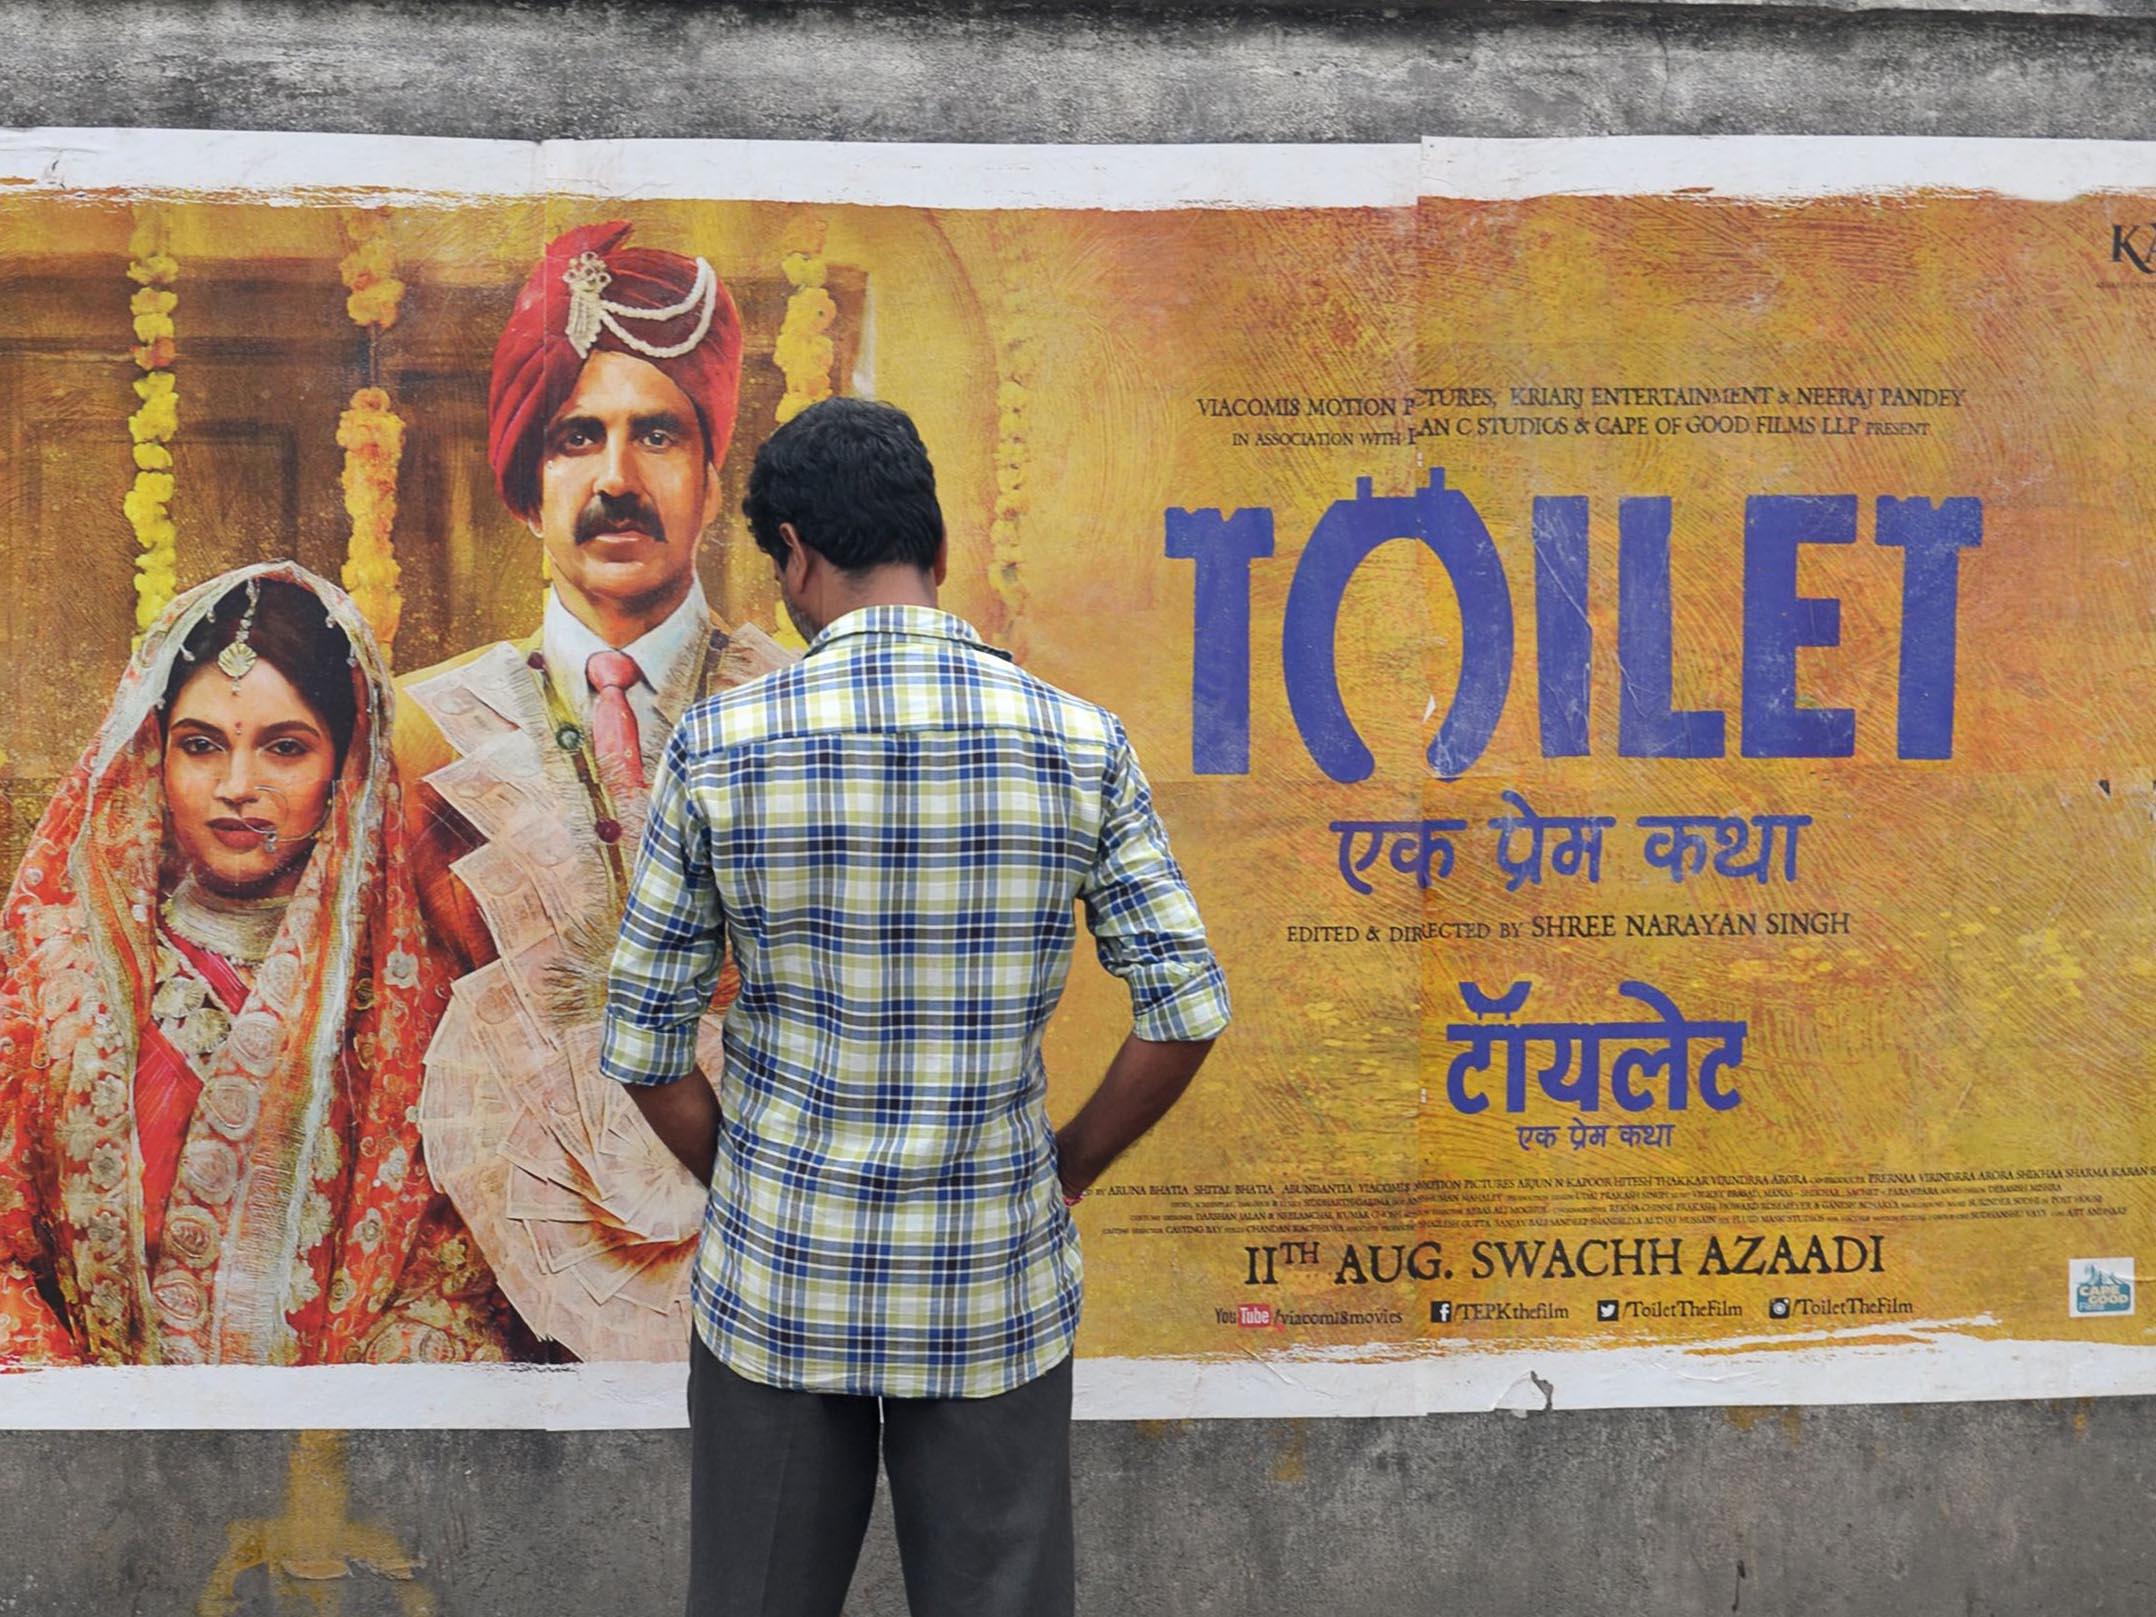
[601,731,726,1087]
[1079,724,1231,1043]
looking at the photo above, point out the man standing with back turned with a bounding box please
[600,397,1230,1616]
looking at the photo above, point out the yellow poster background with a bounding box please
[1,166,2149,1398]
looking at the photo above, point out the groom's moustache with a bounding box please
[575,495,668,544]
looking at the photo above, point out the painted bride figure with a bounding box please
[0,563,518,1364]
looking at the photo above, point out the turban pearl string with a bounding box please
[561,251,720,362]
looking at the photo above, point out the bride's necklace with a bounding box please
[160,875,289,968]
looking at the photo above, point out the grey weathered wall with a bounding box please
[2,1397,2152,1614]
[5,3,2155,1614]
[7,0,2156,142]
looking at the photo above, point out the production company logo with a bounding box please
[2069,1257,2135,1317]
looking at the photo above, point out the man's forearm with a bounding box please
[1054,1032,1215,1197]
[626,1068,722,1185]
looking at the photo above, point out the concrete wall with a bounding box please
[6,0,2156,142]
[3,1398,2152,1615]
[5,4,2154,1613]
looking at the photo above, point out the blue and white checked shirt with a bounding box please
[600,605,1230,1398]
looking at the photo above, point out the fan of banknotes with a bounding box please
[419,956,715,1361]
[406,642,708,1360]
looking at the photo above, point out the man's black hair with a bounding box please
[743,397,944,574]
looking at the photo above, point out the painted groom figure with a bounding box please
[397,223,791,1361]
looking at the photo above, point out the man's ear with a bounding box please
[697,460,726,534]
[778,521,809,586]
[931,534,949,587]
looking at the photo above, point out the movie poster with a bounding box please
[0,132,2150,1424]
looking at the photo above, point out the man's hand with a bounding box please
[626,1067,722,1185]
[1054,1032,1215,1199]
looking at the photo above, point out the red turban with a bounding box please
[486,220,744,520]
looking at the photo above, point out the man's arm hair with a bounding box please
[1054,1032,1214,1198]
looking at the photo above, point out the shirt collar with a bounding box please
[805,604,994,658]
[543,576,710,707]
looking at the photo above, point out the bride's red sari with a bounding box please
[0,562,517,1364]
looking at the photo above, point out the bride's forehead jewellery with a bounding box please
[216,580,261,690]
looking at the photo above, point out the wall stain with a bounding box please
[1270,1421,1307,1482]
[1134,1418,1194,1441]
[1721,1407,1801,1445]
[198,1430,433,1616]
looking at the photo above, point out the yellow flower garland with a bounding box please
[992,370,1031,614]
[985,224,1034,649]
[337,389,406,651]
[775,217,835,425]
[762,217,833,651]
[341,231,404,331]
[125,211,179,637]
[337,212,408,655]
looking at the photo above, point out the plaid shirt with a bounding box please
[600,605,1230,1398]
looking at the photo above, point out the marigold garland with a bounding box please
[337,389,406,652]
[774,217,835,425]
[337,212,408,655]
[983,224,1034,650]
[339,210,406,332]
[125,210,180,638]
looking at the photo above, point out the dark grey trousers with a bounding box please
[685,1336,1075,1617]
